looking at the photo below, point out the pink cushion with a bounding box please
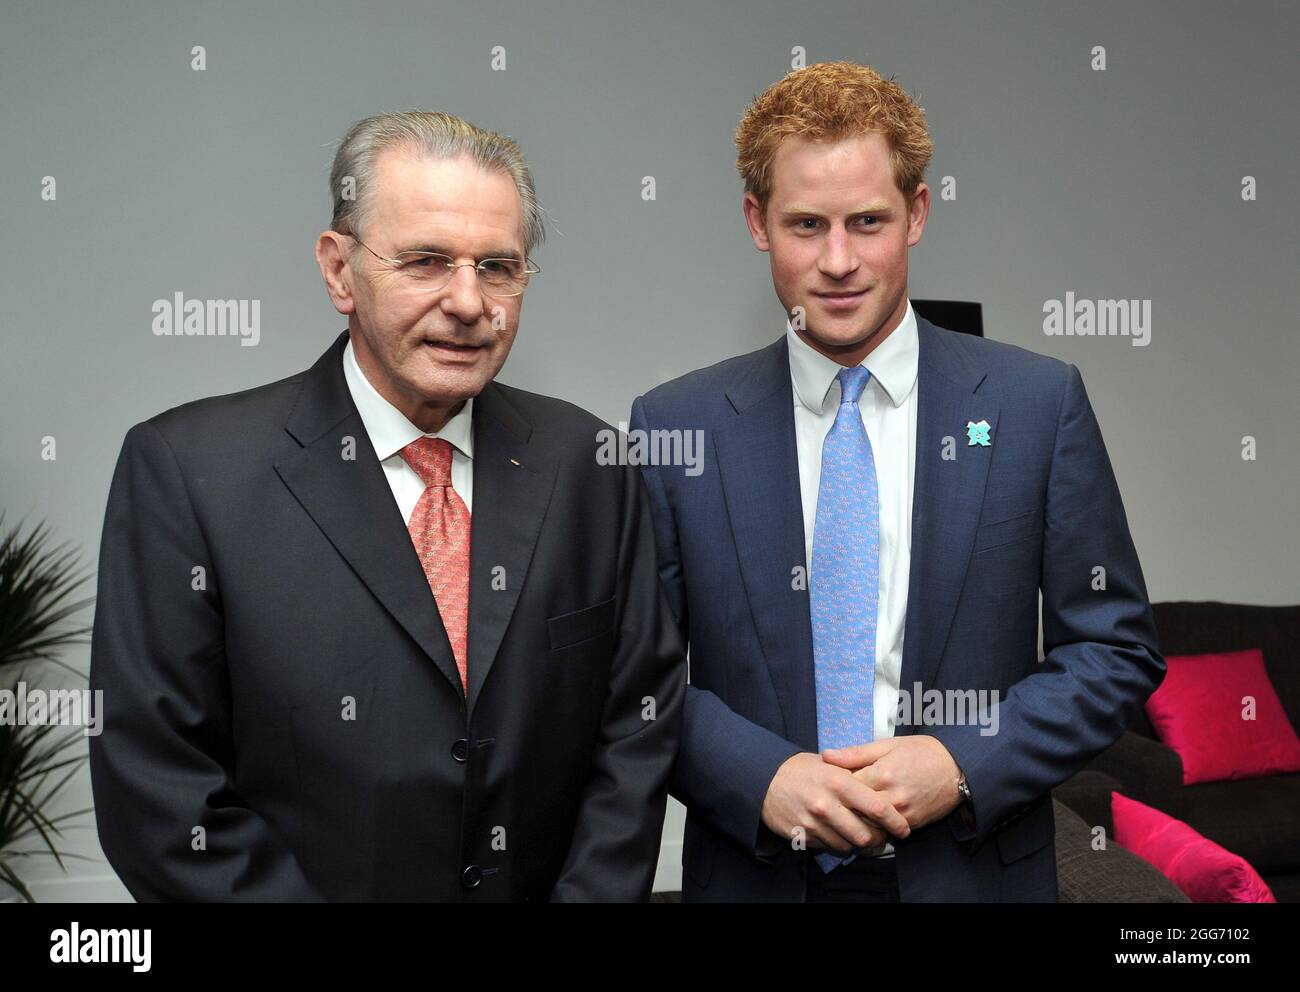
[1144,648,1300,785]
[1111,791,1276,903]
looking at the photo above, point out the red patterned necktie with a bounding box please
[399,437,472,694]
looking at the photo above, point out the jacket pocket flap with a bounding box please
[972,508,1041,554]
[547,596,617,651]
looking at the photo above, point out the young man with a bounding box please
[631,62,1163,902]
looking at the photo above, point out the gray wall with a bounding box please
[1,0,1295,900]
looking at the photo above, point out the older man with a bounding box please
[89,111,684,901]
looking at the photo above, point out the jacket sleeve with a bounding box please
[629,396,802,862]
[88,421,325,901]
[928,364,1166,852]
[549,459,688,901]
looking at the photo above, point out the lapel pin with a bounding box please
[965,420,992,447]
[510,458,521,466]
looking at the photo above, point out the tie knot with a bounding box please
[400,436,454,486]
[837,366,871,405]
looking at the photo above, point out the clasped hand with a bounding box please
[760,736,963,854]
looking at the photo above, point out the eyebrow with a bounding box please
[399,243,524,262]
[780,204,895,218]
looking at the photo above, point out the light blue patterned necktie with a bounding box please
[811,365,879,873]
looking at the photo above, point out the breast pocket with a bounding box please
[971,507,1042,556]
[547,596,617,652]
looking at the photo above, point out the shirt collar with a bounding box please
[342,336,475,462]
[786,298,919,414]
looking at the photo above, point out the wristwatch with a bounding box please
[956,768,975,829]
[957,772,971,806]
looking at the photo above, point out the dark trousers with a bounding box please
[806,854,901,903]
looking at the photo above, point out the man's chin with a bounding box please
[404,362,496,400]
[800,322,880,354]
[416,379,487,403]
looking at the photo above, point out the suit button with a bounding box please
[461,865,482,889]
[451,739,469,762]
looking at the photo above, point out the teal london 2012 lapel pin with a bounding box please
[965,419,992,447]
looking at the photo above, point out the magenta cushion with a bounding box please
[1144,648,1300,785]
[1112,791,1276,903]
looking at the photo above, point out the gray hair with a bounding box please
[329,110,545,259]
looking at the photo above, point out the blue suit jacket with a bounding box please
[630,315,1164,902]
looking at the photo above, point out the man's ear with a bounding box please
[742,191,772,252]
[315,231,357,315]
[906,182,931,248]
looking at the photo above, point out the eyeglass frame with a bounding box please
[342,231,541,298]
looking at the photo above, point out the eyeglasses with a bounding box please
[345,233,540,298]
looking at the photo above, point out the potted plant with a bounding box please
[0,514,96,901]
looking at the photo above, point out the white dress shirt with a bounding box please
[342,337,474,522]
[788,300,920,858]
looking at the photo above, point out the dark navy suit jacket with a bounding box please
[630,314,1164,901]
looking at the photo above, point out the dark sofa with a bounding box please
[1061,601,1300,902]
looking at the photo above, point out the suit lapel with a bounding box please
[274,330,463,696]
[464,382,557,714]
[713,338,818,751]
[897,317,998,721]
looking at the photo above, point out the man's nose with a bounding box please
[439,263,486,323]
[818,230,860,281]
